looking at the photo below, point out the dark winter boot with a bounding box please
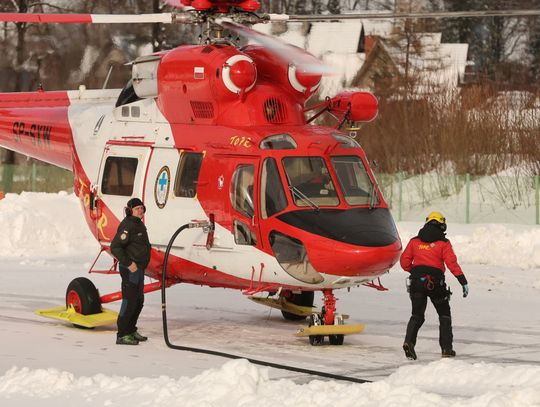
[132,331,148,342]
[442,349,456,358]
[403,342,417,360]
[116,334,139,345]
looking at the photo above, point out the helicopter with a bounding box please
[0,0,404,346]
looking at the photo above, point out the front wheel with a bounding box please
[66,277,101,317]
[281,291,314,321]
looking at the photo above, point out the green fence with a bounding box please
[0,163,73,194]
[378,172,540,225]
[1,164,539,225]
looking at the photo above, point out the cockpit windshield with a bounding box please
[282,157,339,207]
[331,156,379,206]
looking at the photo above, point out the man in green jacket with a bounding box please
[111,198,151,345]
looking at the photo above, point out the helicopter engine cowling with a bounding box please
[329,91,379,122]
[155,44,305,126]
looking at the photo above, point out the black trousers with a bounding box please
[117,265,145,338]
[405,277,453,351]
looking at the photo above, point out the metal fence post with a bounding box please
[535,175,539,225]
[2,164,14,193]
[465,173,470,224]
[398,172,403,222]
[32,162,37,192]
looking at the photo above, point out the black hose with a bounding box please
[161,223,371,384]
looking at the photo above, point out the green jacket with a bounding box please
[110,216,151,269]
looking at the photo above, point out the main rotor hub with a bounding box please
[181,0,261,13]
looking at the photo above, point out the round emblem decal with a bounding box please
[154,166,170,209]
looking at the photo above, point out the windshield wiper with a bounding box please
[369,182,378,209]
[289,186,320,212]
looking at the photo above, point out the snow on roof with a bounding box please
[254,21,469,93]
[319,52,366,96]
[384,34,469,87]
[360,18,395,36]
[307,21,363,56]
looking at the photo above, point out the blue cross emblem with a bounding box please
[159,171,168,190]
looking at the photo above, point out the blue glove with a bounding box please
[462,284,469,298]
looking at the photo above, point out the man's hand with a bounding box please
[128,262,138,272]
[462,284,469,298]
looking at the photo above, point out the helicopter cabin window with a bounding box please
[101,156,138,196]
[261,158,287,218]
[131,106,141,117]
[282,157,339,207]
[234,220,257,246]
[174,152,204,198]
[230,164,254,218]
[259,134,297,150]
[331,156,379,206]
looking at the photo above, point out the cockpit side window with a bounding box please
[282,157,339,207]
[230,164,255,218]
[331,156,379,206]
[260,158,288,219]
[174,152,203,198]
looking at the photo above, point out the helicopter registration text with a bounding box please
[12,121,52,146]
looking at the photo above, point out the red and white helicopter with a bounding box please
[0,0,403,345]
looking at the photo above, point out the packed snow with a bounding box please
[1,192,539,406]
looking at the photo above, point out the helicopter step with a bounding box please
[248,295,317,317]
[36,305,118,328]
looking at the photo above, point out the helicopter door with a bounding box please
[96,144,151,241]
[143,148,207,249]
[229,158,261,249]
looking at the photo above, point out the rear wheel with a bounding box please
[281,291,314,321]
[66,277,101,316]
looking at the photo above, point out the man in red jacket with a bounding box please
[400,212,469,360]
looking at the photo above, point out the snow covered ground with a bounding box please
[1,192,540,406]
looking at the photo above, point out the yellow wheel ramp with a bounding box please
[295,323,364,337]
[36,305,118,328]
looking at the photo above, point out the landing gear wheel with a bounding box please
[281,291,314,321]
[308,313,324,346]
[329,314,345,345]
[66,277,101,328]
[328,334,344,345]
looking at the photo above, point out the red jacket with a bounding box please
[400,236,464,278]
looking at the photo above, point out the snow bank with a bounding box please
[2,359,540,406]
[398,222,540,270]
[0,192,98,258]
[1,192,538,270]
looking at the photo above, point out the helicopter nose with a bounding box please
[307,238,402,278]
[274,207,402,278]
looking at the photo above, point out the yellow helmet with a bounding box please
[425,211,446,224]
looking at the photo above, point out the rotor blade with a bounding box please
[270,9,540,22]
[0,13,175,24]
[220,20,335,75]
